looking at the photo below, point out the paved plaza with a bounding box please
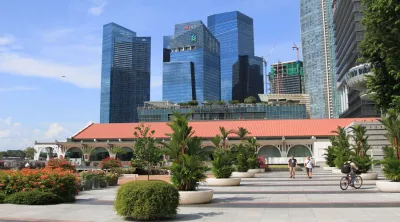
[1,168,400,222]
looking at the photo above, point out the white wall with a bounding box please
[313,140,331,165]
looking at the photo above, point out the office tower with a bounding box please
[163,35,172,62]
[100,23,151,123]
[162,21,220,103]
[208,11,263,102]
[269,61,305,94]
[333,0,378,117]
[300,0,339,118]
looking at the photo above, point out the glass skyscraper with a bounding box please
[163,21,220,103]
[100,23,151,123]
[208,11,263,102]
[300,0,339,118]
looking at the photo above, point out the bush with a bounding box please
[4,190,62,205]
[247,154,259,169]
[0,168,79,202]
[114,180,179,220]
[324,146,336,167]
[170,155,208,191]
[235,144,252,172]
[353,155,373,173]
[257,156,268,169]
[212,148,234,178]
[101,157,121,170]
[0,193,5,203]
[381,146,400,181]
[46,158,76,172]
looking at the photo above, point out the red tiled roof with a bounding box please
[72,118,379,140]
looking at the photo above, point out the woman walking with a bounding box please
[304,156,313,179]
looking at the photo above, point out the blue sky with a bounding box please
[0,0,301,150]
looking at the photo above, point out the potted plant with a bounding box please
[330,127,352,174]
[246,138,263,173]
[323,146,337,171]
[350,125,376,180]
[206,148,240,186]
[105,172,119,186]
[376,112,400,192]
[257,156,268,172]
[84,160,91,167]
[231,144,256,178]
[80,171,93,191]
[160,112,212,205]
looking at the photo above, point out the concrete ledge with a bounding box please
[361,172,378,180]
[206,178,241,186]
[376,180,400,192]
[248,169,262,173]
[179,189,214,205]
[231,172,256,178]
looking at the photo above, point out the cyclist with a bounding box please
[344,159,358,187]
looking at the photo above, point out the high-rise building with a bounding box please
[333,0,379,117]
[162,21,220,103]
[300,0,339,118]
[208,11,263,102]
[100,23,151,123]
[269,61,304,94]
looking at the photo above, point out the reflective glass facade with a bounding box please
[138,104,307,122]
[300,0,338,118]
[100,23,151,123]
[163,21,220,103]
[208,11,263,101]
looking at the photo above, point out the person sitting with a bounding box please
[344,159,358,186]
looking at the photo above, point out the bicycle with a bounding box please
[340,173,363,190]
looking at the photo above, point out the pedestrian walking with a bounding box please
[288,155,297,179]
[304,156,313,179]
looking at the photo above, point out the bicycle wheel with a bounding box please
[340,176,349,190]
[353,176,363,189]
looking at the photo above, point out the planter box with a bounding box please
[376,181,400,192]
[231,172,255,178]
[260,168,266,173]
[248,169,262,173]
[92,178,100,189]
[360,172,378,180]
[179,189,214,205]
[83,179,93,191]
[206,178,241,186]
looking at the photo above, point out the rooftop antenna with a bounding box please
[262,44,276,94]
[292,42,299,61]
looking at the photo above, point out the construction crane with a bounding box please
[292,42,300,61]
[262,44,276,94]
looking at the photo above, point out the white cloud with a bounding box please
[0,53,100,88]
[44,123,70,139]
[0,129,11,139]
[0,35,14,46]
[43,28,75,42]
[0,86,37,93]
[151,75,162,88]
[88,0,108,16]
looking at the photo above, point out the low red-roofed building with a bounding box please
[34,118,389,165]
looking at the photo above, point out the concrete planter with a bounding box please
[206,178,241,186]
[360,172,378,180]
[332,168,343,174]
[323,166,336,171]
[231,172,256,178]
[248,169,262,173]
[260,168,266,173]
[179,189,214,205]
[376,181,400,192]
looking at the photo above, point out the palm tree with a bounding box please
[246,137,259,153]
[211,135,222,148]
[350,125,370,157]
[331,126,353,168]
[379,112,400,160]
[235,127,251,141]
[219,127,235,150]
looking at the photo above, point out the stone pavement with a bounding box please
[1,168,400,222]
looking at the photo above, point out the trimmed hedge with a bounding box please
[5,190,62,205]
[114,180,179,220]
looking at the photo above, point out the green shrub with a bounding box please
[0,193,5,203]
[247,154,259,169]
[381,146,400,181]
[324,146,336,167]
[114,180,179,220]
[353,155,372,173]
[212,148,234,178]
[170,155,208,191]
[5,190,62,205]
[235,144,252,172]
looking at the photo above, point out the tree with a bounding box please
[246,137,259,153]
[211,135,222,148]
[133,124,162,180]
[229,100,240,105]
[219,127,234,150]
[360,0,400,112]
[330,126,353,168]
[379,111,400,160]
[187,100,198,106]
[24,147,37,160]
[244,96,257,104]
[350,125,370,157]
[235,127,251,141]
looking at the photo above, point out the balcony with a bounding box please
[345,63,372,91]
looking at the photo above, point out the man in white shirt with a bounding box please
[304,156,313,179]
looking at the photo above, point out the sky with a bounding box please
[0,0,302,151]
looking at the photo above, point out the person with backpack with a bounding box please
[304,156,313,179]
[288,155,297,179]
[342,159,358,186]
